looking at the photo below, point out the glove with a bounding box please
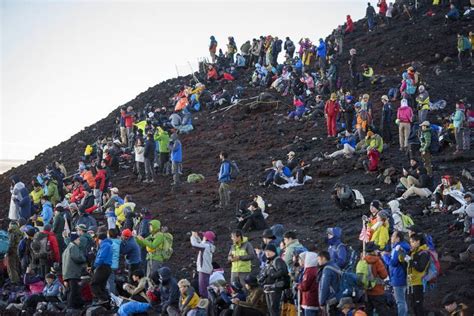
[395,245,401,251]
[404,255,411,262]
[362,215,369,222]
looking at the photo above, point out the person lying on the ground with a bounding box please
[433,175,465,212]
[399,167,434,200]
[237,201,269,233]
[325,130,356,159]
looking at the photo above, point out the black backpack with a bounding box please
[229,161,240,180]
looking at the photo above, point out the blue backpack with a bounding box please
[0,230,10,256]
[325,265,364,301]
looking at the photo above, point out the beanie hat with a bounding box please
[265,244,277,253]
[121,229,133,238]
[203,231,216,243]
[370,200,381,210]
[70,232,80,242]
[26,227,36,237]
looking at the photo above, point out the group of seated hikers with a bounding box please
[2,0,474,315]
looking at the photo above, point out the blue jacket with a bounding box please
[110,238,121,270]
[94,238,113,268]
[317,40,327,58]
[447,7,460,19]
[383,240,410,287]
[340,135,356,149]
[170,140,182,163]
[318,261,340,305]
[41,201,53,225]
[159,267,180,310]
[218,160,231,183]
[121,237,142,265]
[327,227,348,269]
[15,185,31,220]
[43,278,62,297]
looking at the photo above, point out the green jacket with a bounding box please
[46,181,60,205]
[365,134,384,153]
[228,237,255,273]
[62,242,87,280]
[283,239,303,267]
[420,129,431,152]
[136,219,166,262]
[154,130,170,154]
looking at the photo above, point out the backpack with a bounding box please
[325,265,362,301]
[229,161,240,180]
[401,213,414,230]
[32,234,50,260]
[463,37,472,51]
[355,259,383,290]
[0,230,9,256]
[340,244,359,272]
[421,249,441,284]
[158,232,173,261]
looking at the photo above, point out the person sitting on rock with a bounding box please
[259,159,278,187]
[207,64,219,82]
[433,175,464,213]
[237,201,268,233]
[399,167,434,200]
[325,130,356,159]
[273,160,291,186]
[442,294,468,316]
[332,183,357,211]
[287,96,306,121]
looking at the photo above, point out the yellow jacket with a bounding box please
[30,188,44,205]
[181,291,200,309]
[115,202,136,227]
[408,244,430,286]
[370,221,389,250]
[365,134,384,153]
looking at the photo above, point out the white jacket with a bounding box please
[190,236,216,274]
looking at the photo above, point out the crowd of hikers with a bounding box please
[2,0,474,315]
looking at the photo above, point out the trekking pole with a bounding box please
[297,288,301,316]
[362,218,367,257]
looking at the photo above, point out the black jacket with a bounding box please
[258,256,290,290]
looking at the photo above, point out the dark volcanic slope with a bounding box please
[1,8,473,312]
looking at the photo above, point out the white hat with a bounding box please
[287,151,295,157]
[110,187,119,194]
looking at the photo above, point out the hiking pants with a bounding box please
[91,264,112,301]
[455,127,463,151]
[198,271,210,298]
[136,161,145,181]
[120,127,127,146]
[146,259,162,278]
[144,158,155,181]
[462,128,470,150]
[398,122,411,149]
[393,286,408,316]
[265,290,282,316]
[366,294,390,316]
[418,109,428,125]
[329,144,355,158]
[343,112,354,132]
[126,127,134,147]
[409,285,424,316]
[402,186,431,199]
[326,115,337,137]
[421,151,432,175]
[159,152,170,174]
[219,182,231,207]
[107,268,118,295]
[233,305,264,316]
[230,272,250,288]
[171,162,182,185]
[6,253,20,284]
[66,278,83,309]
[400,176,419,189]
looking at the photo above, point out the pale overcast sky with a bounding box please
[1,0,365,161]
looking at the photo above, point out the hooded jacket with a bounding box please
[298,252,319,309]
[159,267,180,310]
[408,244,430,286]
[317,40,326,58]
[169,134,182,163]
[121,236,142,265]
[387,200,406,233]
[283,238,304,267]
[453,108,465,129]
[94,238,113,267]
[10,177,31,221]
[419,128,432,152]
[383,240,410,287]
[416,90,430,111]
[365,134,384,153]
[318,261,340,306]
[137,219,170,262]
[397,103,413,123]
[363,254,388,296]
[327,227,348,269]
[218,160,231,183]
[190,235,215,274]
[228,236,255,273]
[62,241,87,280]
[154,128,170,153]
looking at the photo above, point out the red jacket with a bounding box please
[121,112,134,128]
[207,68,218,80]
[95,169,107,192]
[222,73,235,81]
[346,16,354,33]
[70,185,85,204]
[298,266,319,308]
[367,149,380,172]
[44,231,60,262]
[378,0,387,15]
[363,254,388,296]
[324,100,340,116]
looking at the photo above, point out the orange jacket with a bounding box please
[81,170,96,189]
[363,255,388,296]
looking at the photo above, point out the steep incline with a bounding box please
[1,9,473,311]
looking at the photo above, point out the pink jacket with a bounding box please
[397,106,413,123]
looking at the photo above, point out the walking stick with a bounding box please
[362,218,367,257]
